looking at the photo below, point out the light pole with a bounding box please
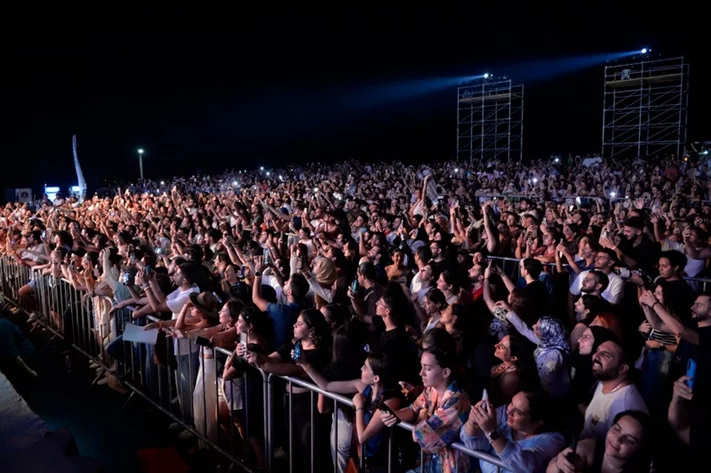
[137,148,145,180]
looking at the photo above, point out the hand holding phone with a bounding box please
[377,400,397,419]
[292,340,303,361]
[686,359,697,389]
[196,336,213,348]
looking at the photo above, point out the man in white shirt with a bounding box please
[569,249,624,310]
[582,339,648,440]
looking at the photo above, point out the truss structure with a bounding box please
[602,56,689,159]
[457,78,524,163]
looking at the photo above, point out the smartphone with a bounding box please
[263,248,271,265]
[292,340,302,361]
[350,280,358,293]
[481,388,489,412]
[377,400,398,421]
[144,265,152,276]
[240,332,248,347]
[41,230,47,240]
[565,436,581,467]
[686,359,697,389]
[195,336,213,348]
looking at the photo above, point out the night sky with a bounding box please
[2,8,708,195]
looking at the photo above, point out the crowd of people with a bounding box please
[1,151,710,472]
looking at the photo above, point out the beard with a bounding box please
[592,361,617,381]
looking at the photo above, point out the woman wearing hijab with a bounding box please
[493,301,571,399]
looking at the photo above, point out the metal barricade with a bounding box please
[0,255,267,473]
[10,253,711,472]
[267,374,509,473]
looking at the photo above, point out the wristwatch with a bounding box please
[486,429,501,442]
[254,271,262,277]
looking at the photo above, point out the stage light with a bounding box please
[641,48,648,54]
[483,73,490,79]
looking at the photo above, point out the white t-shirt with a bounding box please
[21,244,46,263]
[582,382,648,440]
[570,270,624,305]
[166,286,200,356]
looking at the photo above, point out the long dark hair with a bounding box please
[331,322,366,371]
[423,346,459,383]
[299,309,332,349]
[365,353,400,412]
[239,305,271,340]
[519,391,554,434]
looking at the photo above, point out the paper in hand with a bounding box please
[122,323,159,345]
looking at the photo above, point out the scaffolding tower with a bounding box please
[602,56,689,159]
[457,78,524,163]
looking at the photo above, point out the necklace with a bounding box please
[606,380,627,395]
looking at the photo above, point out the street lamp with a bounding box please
[137,148,145,180]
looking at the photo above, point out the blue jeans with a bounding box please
[143,344,166,402]
[640,348,672,414]
[406,453,444,473]
[105,313,143,377]
[176,351,200,423]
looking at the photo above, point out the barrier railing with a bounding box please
[270,373,509,473]
[0,254,529,472]
[0,256,265,473]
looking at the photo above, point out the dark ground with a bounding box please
[5,309,244,473]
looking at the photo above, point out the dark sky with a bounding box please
[2,8,708,193]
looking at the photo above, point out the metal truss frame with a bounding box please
[457,78,524,163]
[602,56,689,159]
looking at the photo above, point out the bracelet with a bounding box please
[652,301,660,310]
[355,407,365,412]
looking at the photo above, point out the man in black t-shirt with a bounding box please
[605,216,660,274]
[666,293,711,472]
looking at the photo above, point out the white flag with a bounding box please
[72,134,87,202]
